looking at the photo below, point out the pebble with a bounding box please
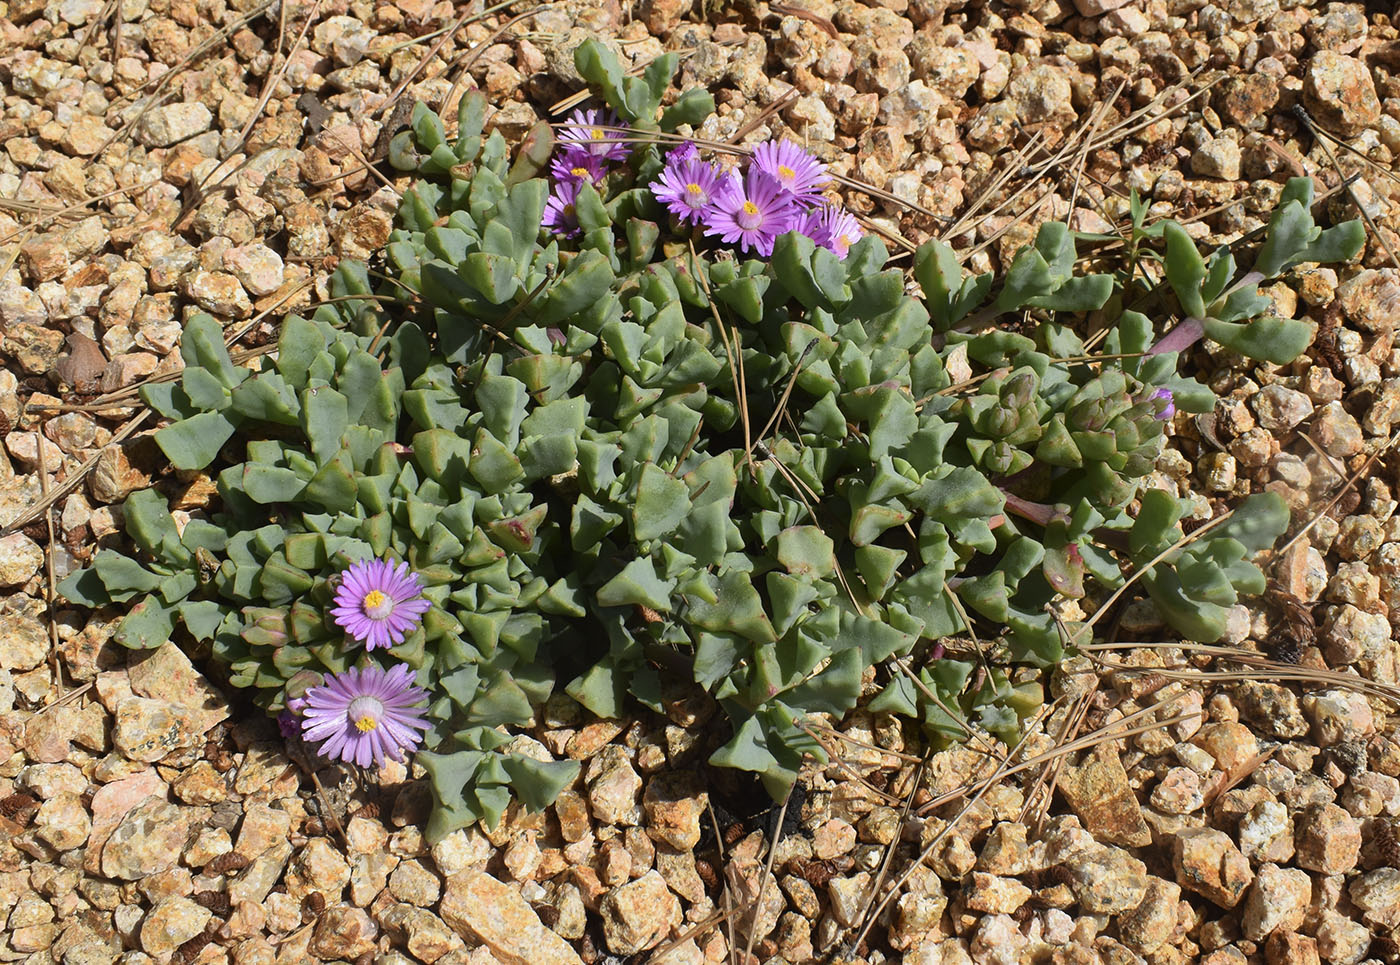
[599,869,682,954]
[101,797,194,880]
[388,858,442,906]
[1293,803,1361,874]
[1241,863,1311,940]
[1057,744,1151,847]
[1173,828,1253,907]
[1192,138,1241,181]
[1117,877,1181,955]
[1349,868,1400,929]
[1303,51,1381,136]
[586,746,643,826]
[221,244,285,297]
[641,772,705,850]
[0,602,47,670]
[141,895,210,957]
[0,533,43,587]
[1251,385,1314,432]
[1065,847,1149,913]
[440,870,583,965]
[35,791,91,851]
[138,103,214,147]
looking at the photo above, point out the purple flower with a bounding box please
[277,710,300,739]
[330,558,432,652]
[558,107,630,164]
[701,169,801,257]
[299,664,430,768]
[650,144,722,224]
[800,203,865,259]
[542,179,583,238]
[549,146,609,186]
[751,139,830,204]
[1150,387,1175,420]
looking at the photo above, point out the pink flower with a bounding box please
[701,169,801,257]
[800,203,865,259]
[329,558,432,651]
[750,138,830,204]
[650,143,723,224]
[299,664,430,768]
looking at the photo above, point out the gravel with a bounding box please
[2,0,1400,961]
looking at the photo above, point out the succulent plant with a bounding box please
[61,40,1362,839]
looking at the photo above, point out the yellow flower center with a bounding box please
[591,127,606,140]
[571,166,589,178]
[742,201,759,216]
[685,182,704,196]
[355,715,378,732]
[363,590,386,610]
[778,164,795,180]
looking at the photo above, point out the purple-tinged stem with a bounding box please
[1148,316,1204,356]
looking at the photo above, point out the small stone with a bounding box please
[1118,877,1182,955]
[1057,743,1151,847]
[1316,909,1374,963]
[1216,74,1280,127]
[1335,268,1400,335]
[35,791,91,851]
[221,244,284,297]
[1150,767,1205,814]
[1303,690,1374,746]
[1293,803,1361,874]
[1241,863,1311,941]
[587,746,643,826]
[139,103,214,147]
[1005,64,1074,126]
[1071,0,1133,14]
[84,767,166,874]
[1251,385,1314,432]
[61,115,112,156]
[113,697,186,763]
[379,904,464,964]
[184,826,233,867]
[1192,138,1241,181]
[173,761,227,804]
[289,836,351,901]
[828,872,872,928]
[0,534,44,587]
[101,798,194,880]
[1311,402,1364,459]
[1239,801,1295,865]
[1065,847,1149,913]
[642,771,705,850]
[1173,828,1253,907]
[813,818,857,860]
[0,603,47,670]
[141,896,211,958]
[184,270,252,317]
[350,851,397,907]
[964,871,1031,914]
[389,859,441,906]
[1303,51,1381,137]
[234,803,292,860]
[229,840,294,905]
[599,869,682,955]
[440,870,584,965]
[310,905,378,959]
[1349,868,1400,930]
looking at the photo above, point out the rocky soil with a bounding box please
[4,0,1400,963]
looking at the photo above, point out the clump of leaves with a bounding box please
[62,41,1363,838]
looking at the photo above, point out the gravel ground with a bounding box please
[4,0,1400,963]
